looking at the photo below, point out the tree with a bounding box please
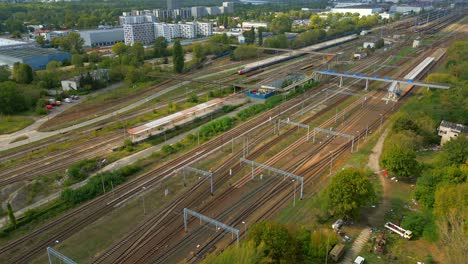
[439,136,468,165]
[270,14,292,34]
[376,38,385,49]
[153,36,168,58]
[54,32,84,54]
[248,221,295,262]
[37,71,60,90]
[257,27,265,46]
[6,203,16,229]
[264,34,289,49]
[232,45,261,60]
[130,42,145,66]
[0,65,11,82]
[71,54,84,68]
[243,29,255,44]
[433,183,468,264]
[0,82,27,114]
[325,168,375,218]
[192,43,206,63]
[11,31,21,39]
[36,35,46,47]
[172,40,184,73]
[12,63,33,84]
[46,61,62,71]
[112,42,127,56]
[381,144,419,177]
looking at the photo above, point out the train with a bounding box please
[238,34,359,75]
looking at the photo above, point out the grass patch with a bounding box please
[0,116,34,134]
[10,135,29,143]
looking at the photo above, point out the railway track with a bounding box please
[0,49,386,263]
[91,55,393,263]
[125,89,389,264]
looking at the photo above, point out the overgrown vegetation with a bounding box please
[379,40,468,262]
[202,221,338,264]
[0,165,141,237]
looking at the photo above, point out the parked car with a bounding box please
[64,98,72,103]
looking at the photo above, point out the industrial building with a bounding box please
[0,38,33,50]
[79,28,124,47]
[390,5,434,14]
[128,98,224,143]
[242,22,268,30]
[331,6,382,16]
[0,47,71,70]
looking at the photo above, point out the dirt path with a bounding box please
[339,129,390,263]
[366,129,390,227]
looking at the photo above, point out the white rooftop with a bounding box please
[0,38,28,47]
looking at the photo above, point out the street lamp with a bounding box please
[356,131,360,151]
[241,221,247,233]
[291,179,296,207]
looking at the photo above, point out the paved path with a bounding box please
[0,100,251,228]
[0,67,241,151]
[340,227,372,264]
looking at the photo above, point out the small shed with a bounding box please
[363,42,375,49]
[329,244,345,262]
[413,39,421,48]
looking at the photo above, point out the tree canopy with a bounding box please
[172,40,184,73]
[13,63,33,84]
[325,168,375,218]
[381,144,419,177]
[153,36,168,58]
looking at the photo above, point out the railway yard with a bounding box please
[0,9,466,264]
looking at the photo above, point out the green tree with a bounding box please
[11,31,21,39]
[232,45,260,60]
[270,14,292,34]
[6,203,16,229]
[326,168,375,218]
[37,71,60,90]
[12,63,33,84]
[172,40,184,73]
[112,42,127,56]
[54,32,84,54]
[264,34,289,49]
[130,42,145,66]
[439,136,468,165]
[192,43,206,63]
[36,35,46,47]
[0,65,11,82]
[153,36,168,58]
[257,27,264,46]
[46,61,62,71]
[243,29,255,44]
[434,183,468,264]
[71,54,84,68]
[248,221,295,262]
[381,144,419,177]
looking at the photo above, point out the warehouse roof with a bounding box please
[0,47,68,60]
[0,38,28,47]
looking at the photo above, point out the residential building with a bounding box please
[178,23,196,39]
[155,23,180,42]
[173,8,192,19]
[438,120,468,145]
[191,6,206,18]
[167,0,181,10]
[153,9,173,20]
[0,47,71,70]
[205,6,221,15]
[123,23,155,45]
[119,15,156,25]
[193,22,213,36]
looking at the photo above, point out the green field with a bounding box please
[0,116,34,134]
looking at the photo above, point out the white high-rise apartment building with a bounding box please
[123,23,155,45]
